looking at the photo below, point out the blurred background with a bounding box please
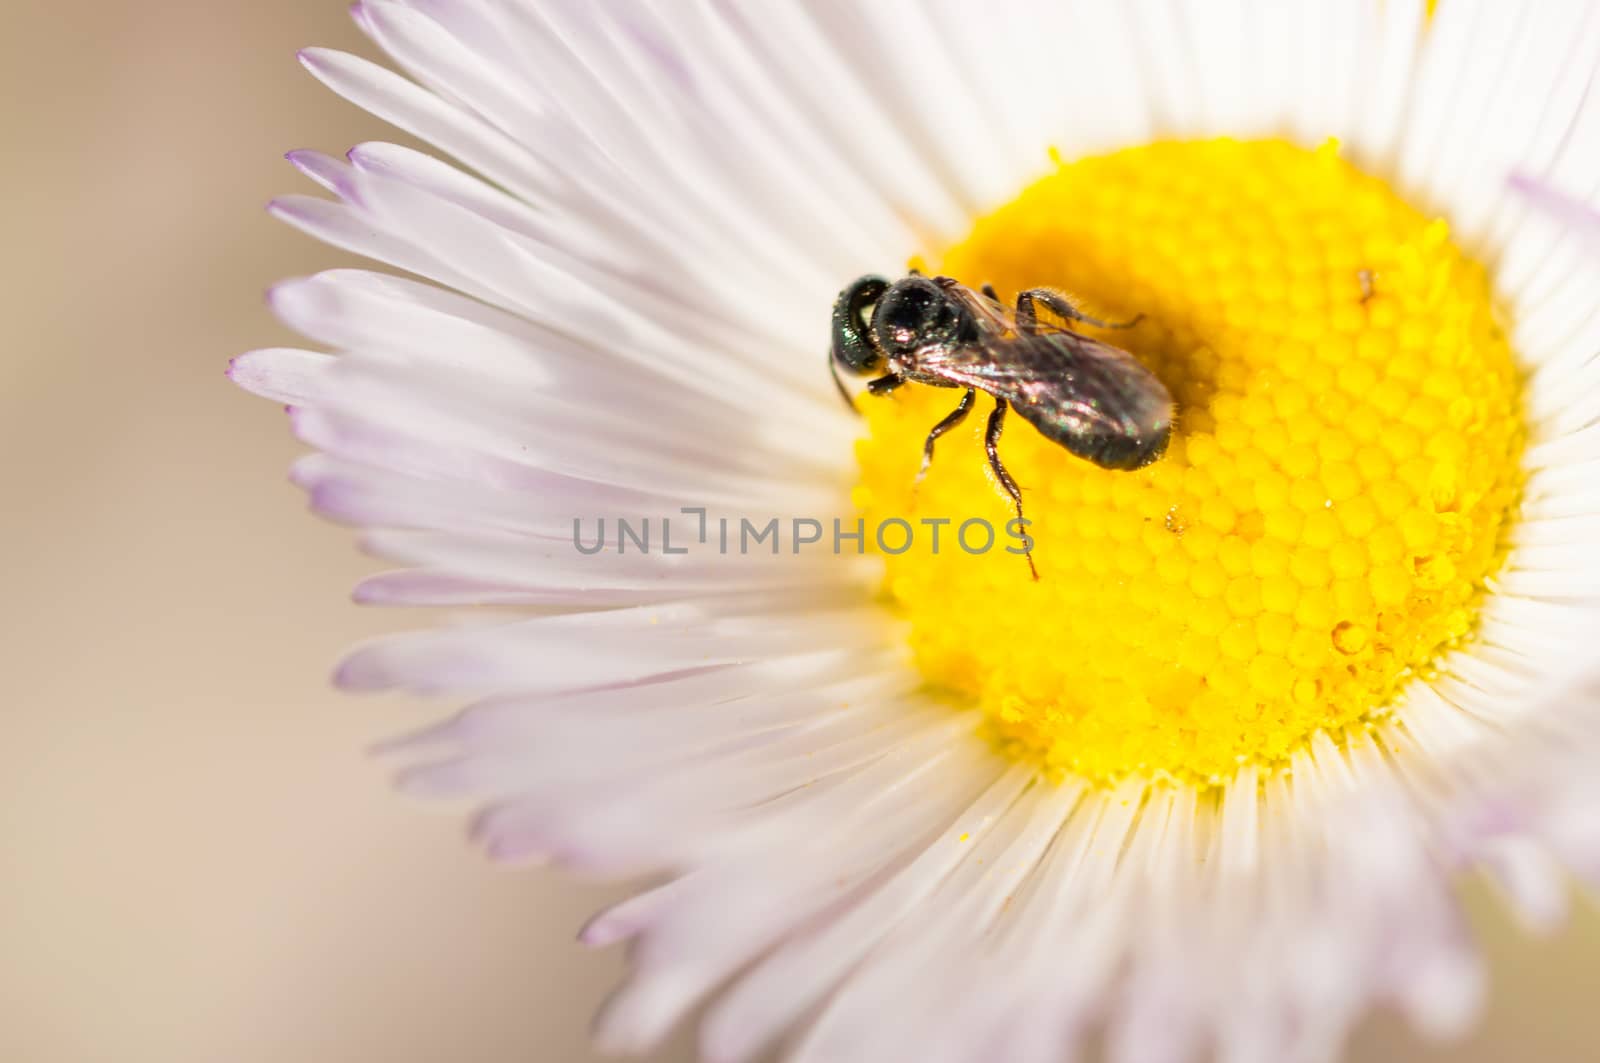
[0,2,1596,1061]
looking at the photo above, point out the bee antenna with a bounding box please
[829,354,859,413]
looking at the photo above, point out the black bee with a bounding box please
[830,273,1173,578]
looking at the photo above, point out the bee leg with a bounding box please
[980,283,1000,302]
[1016,288,1144,333]
[984,397,1039,581]
[867,374,905,397]
[914,388,976,487]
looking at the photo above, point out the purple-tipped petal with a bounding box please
[227,348,334,405]
[1510,173,1600,244]
[283,149,350,194]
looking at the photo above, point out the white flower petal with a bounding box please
[298,45,552,202]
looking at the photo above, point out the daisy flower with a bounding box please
[232,1,1600,1060]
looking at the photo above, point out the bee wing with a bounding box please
[922,290,1173,470]
[941,279,1123,341]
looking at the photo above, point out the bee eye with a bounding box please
[877,294,915,328]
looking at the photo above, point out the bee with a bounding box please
[830,273,1173,579]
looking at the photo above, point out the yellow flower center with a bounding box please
[852,138,1525,785]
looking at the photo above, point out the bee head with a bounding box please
[872,276,974,356]
[831,275,890,375]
